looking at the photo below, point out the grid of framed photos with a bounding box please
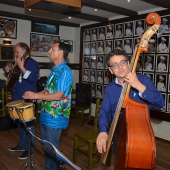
[82,14,170,113]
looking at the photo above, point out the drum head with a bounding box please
[16,102,33,109]
[6,100,25,107]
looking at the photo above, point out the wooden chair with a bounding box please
[73,98,101,170]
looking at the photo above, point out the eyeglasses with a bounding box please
[109,60,128,69]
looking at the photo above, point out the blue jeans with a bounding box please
[17,120,35,153]
[41,124,61,170]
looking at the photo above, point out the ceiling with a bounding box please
[0,0,168,27]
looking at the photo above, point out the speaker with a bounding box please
[75,83,92,107]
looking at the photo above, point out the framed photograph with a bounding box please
[96,84,103,98]
[0,17,17,39]
[169,74,170,92]
[97,41,105,54]
[159,16,170,34]
[90,55,96,69]
[123,38,133,54]
[96,70,103,84]
[124,21,134,37]
[161,93,166,111]
[30,33,60,57]
[84,29,91,41]
[89,70,96,83]
[98,26,106,40]
[91,27,98,41]
[143,72,154,84]
[82,69,89,82]
[0,45,14,60]
[157,36,169,53]
[104,70,111,84]
[114,39,123,50]
[134,19,145,36]
[84,42,90,55]
[167,94,170,111]
[106,24,114,39]
[91,42,97,55]
[136,54,143,71]
[155,73,167,92]
[147,36,156,53]
[143,54,155,71]
[91,83,96,97]
[114,23,123,38]
[31,21,59,35]
[83,56,90,68]
[105,40,113,54]
[156,54,168,72]
[97,55,104,69]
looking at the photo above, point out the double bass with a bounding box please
[101,13,161,170]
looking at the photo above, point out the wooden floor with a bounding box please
[0,115,170,170]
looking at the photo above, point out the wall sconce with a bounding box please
[3,40,12,45]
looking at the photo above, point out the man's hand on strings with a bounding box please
[96,132,108,153]
[124,72,146,93]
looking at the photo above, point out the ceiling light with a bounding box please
[127,0,131,2]
[29,8,31,11]
[95,9,97,11]
[68,16,71,19]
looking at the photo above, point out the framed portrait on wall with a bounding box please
[167,94,170,112]
[136,54,143,71]
[160,93,166,111]
[124,21,134,37]
[105,40,113,54]
[155,73,167,92]
[143,54,155,71]
[96,70,103,84]
[91,83,96,97]
[31,21,59,35]
[114,39,122,50]
[114,23,123,38]
[97,41,105,54]
[97,55,104,69]
[30,33,60,57]
[143,72,154,84]
[91,27,98,41]
[84,29,91,41]
[169,74,170,92]
[91,42,97,55]
[89,70,96,83]
[159,16,170,34]
[106,24,114,39]
[98,26,106,40]
[0,17,17,39]
[156,54,168,72]
[134,19,145,36]
[104,70,111,84]
[123,38,133,54]
[82,69,89,82]
[83,56,90,68]
[147,36,156,53]
[84,42,90,55]
[157,36,169,53]
[90,55,96,69]
[96,84,103,99]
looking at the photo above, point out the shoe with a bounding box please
[9,146,25,152]
[18,151,34,160]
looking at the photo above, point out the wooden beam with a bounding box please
[82,0,138,17]
[65,11,108,22]
[140,0,170,9]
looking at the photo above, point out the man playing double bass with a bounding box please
[3,42,39,160]
[96,49,165,166]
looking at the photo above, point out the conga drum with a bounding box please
[16,102,36,122]
[6,100,25,120]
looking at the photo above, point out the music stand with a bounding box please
[29,131,81,170]
[20,125,39,170]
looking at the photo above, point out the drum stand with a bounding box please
[20,125,39,170]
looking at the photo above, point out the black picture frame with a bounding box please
[31,21,59,35]
[0,17,17,39]
[30,33,60,57]
[0,45,14,60]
